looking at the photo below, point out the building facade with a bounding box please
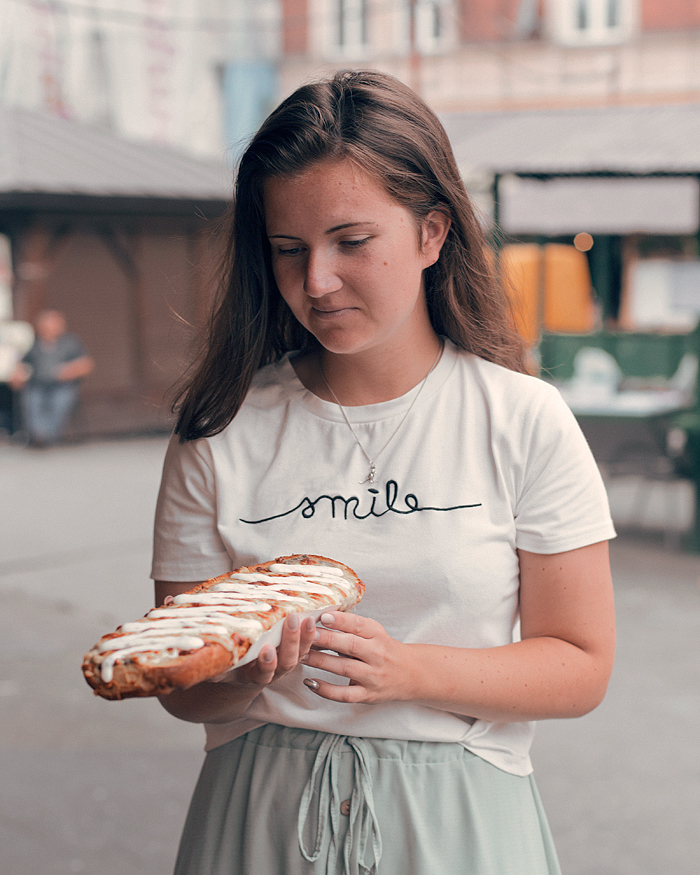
[276,1,700,335]
[0,0,279,159]
[0,105,229,437]
[278,1,700,112]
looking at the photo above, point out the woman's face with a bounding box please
[263,159,449,359]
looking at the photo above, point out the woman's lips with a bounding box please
[311,306,356,319]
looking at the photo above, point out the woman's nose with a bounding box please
[303,250,342,297]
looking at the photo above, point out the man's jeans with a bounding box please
[21,382,79,444]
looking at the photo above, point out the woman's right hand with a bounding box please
[154,610,319,725]
[154,580,319,723]
[211,612,318,688]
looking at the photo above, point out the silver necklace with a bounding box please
[319,342,444,484]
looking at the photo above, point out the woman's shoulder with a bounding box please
[446,348,574,444]
[453,346,561,405]
[246,354,303,405]
[204,355,304,446]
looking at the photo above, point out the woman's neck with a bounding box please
[293,333,444,407]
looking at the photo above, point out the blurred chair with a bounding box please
[570,350,698,548]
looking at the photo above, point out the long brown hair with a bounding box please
[174,70,526,441]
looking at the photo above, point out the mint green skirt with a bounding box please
[174,724,561,875]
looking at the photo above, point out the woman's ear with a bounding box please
[421,210,451,267]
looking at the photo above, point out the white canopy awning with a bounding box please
[499,175,700,235]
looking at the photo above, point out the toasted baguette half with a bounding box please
[82,554,364,700]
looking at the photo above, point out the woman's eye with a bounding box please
[277,246,303,257]
[340,237,370,249]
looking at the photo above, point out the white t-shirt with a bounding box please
[151,340,615,776]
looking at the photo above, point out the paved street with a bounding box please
[1,437,699,875]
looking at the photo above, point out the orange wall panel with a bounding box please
[500,243,543,345]
[499,243,595,344]
[543,244,595,334]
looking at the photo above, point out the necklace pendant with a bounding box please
[361,462,377,484]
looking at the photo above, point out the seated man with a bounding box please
[9,310,94,446]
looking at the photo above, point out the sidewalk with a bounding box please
[1,437,699,875]
[0,437,203,875]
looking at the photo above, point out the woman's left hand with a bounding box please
[302,612,409,704]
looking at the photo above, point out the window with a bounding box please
[413,0,455,55]
[576,0,588,31]
[336,0,368,53]
[607,0,621,28]
[548,0,637,46]
[314,0,371,59]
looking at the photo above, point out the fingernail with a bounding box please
[303,616,315,633]
[320,613,335,626]
[261,647,275,663]
[314,629,321,641]
[304,678,319,691]
[287,613,299,631]
[300,652,309,663]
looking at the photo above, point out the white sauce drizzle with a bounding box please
[146,608,265,637]
[171,593,273,610]
[216,577,336,597]
[98,631,205,654]
[268,563,344,577]
[100,636,204,683]
[97,562,355,683]
[120,619,229,636]
[209,583,313,604]
[222,571,335,593]
[268,564,354,595]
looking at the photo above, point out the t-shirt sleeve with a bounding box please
[150,434,232,581]
[513,382,616,554]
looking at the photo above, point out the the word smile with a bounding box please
[240,479,481,525]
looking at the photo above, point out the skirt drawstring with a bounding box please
[297,735,383,875]
[343,737,383,875]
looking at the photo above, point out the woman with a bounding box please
[152,70,616,875]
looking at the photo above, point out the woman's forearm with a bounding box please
[400,636,612,722]
[425,544,616,721]
[304,632,613,723]
[158,679,261,724]
[304,543,616,720]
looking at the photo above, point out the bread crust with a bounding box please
[82,554,364,700]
